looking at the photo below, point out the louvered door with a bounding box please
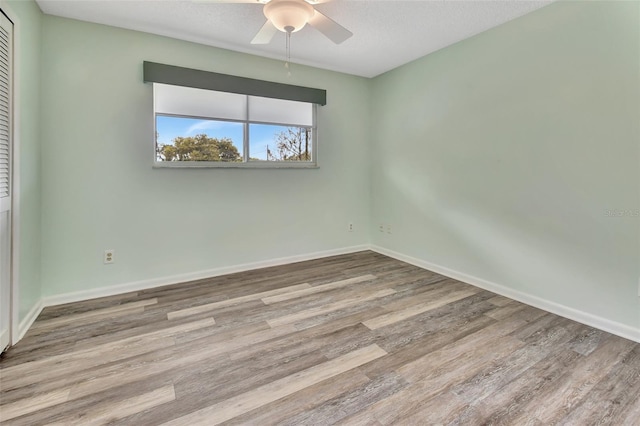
[0,10,12,352]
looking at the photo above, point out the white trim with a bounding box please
[42,245,369,307]
[153,161,319,169]
[20,243,640,345]
[16,298,42,342]
[371,245,640,344]
[0,327,8,352]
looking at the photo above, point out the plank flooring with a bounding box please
[1,251,639,425]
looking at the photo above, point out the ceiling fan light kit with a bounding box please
[250,0,352,45]
[264,0,314,34]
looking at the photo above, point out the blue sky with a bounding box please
[156,115,291,160]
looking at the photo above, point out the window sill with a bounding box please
[153,161,319,169]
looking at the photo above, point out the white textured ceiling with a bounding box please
[36,0,552,78]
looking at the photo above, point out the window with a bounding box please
[153,83,317,168]
[144,62,325,167]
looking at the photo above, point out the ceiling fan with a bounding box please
[203,0,353,45]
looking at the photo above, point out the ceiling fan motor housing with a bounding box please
[264,0,315,33]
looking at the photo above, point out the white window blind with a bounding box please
[154,83,246,121]
[248,96,313,127]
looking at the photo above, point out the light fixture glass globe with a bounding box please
[264,0,314,33]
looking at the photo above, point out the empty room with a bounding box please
[0,0,639,424]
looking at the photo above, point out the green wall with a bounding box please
[371,1,640,328]
[39,16,372,296]
[4,0,42,323]
[7,0,640,337]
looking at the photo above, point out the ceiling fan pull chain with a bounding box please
[285,26,292,77]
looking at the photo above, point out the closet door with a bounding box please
[0,10,13,352]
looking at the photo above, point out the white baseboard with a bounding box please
[371,245,640,344]
[42,245,370,308]
[16,299,44,343]
[21,243,640,346]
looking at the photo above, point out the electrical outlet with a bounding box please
[387,225,392,234]
[379,224,384,232]
[348,223,354,232]
[104,249,115,264]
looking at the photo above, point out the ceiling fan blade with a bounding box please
[193,0,258,4]
[251,20,278,44]
[308,10,352,44]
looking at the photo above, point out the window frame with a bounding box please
[152,84,318,169]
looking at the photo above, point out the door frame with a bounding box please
[0,1,21,348]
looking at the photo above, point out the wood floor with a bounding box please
[1,251,639,425]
